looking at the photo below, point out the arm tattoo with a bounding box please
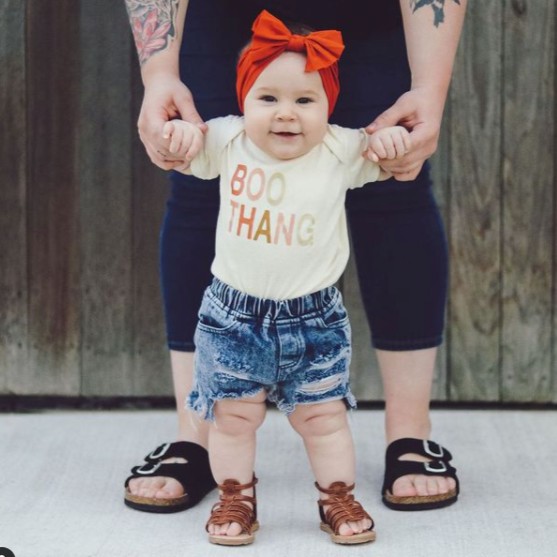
[410,0,461,27]
[125,0,180,66]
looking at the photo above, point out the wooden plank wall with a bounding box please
[0,0,555,403]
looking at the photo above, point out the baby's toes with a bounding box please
[226,522,243,536]
[347,520,362,534]
[337,522,354,536]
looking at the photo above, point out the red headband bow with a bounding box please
[236,10,345,117]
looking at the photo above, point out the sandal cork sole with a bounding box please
[383,488,458,511]
[209,521,260,546]
[124,489,192,513]
[320,523,376,545]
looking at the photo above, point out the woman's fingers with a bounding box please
[144,143,183,170]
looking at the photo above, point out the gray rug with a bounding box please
[1,409,556,557]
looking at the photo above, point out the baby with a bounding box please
[163,10,409,547]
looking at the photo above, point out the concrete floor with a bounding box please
[1,408,556,557]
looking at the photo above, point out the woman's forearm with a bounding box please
[124,0,188,83]
[401,0,468,97]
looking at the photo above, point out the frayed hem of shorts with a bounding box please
[186,386,265,422]
[270,390,358,415]
[167,340,196,352]
[372,335,443,351]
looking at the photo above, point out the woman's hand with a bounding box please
[364,87,447,181]
[138,72,207,170]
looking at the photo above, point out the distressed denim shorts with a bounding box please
[187,278,357,421]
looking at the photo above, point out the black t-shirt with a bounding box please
[245,0,402,36]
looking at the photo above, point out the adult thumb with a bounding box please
[175,94,207,132]
[365,103,405,134]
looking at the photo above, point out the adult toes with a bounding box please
[414,476,429,496]
[141,478,166,498]
[447,477,457,491]
[392,475,417,497]
[156,478,184,497]
[127,478,141,494]
[437,477,450,494]
[154,487,176,499]
[426,477,439,495]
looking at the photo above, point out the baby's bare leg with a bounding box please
[208,390,267,537]
[288,400,371,536]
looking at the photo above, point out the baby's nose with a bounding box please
[276,106,296,120]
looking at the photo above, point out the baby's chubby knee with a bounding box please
[213,390,267,436]
[288,399,347,439]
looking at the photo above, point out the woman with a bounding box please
[123,0,466,513]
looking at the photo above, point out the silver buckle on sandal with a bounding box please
[423,440,444,458]
[148,443,171,460]
[136,462,162,475]
[424,461,447,473]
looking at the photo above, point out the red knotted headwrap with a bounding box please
[236,10,345,117]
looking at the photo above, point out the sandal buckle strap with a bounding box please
[424,461,447,473]
[148,442,171,460]
[134,462,162,475]
[423,440,444,458]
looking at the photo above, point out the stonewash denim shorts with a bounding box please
[187,278,357,421]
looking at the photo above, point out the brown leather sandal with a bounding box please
[316,481,376,545]
[206,476,259,546]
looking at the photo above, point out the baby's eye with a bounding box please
[297,97,314,104]
[260,95,276,102]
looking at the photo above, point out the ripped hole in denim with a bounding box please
[297,374,343,395]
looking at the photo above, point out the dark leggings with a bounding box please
[160,0,449,352]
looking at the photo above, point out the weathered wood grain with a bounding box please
[130,58,173,396]
[0,2,555,404]
[429,97,452,401]
[0,1,27,394]
[26,0,81,394]
[449,1,503,401]
[501,0,554,402]
[79,0,134,395]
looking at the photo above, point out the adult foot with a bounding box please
[124,441,215,512]
[127,456,187,500]
[391,451,457,497]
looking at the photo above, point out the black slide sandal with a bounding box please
[124,441,216,513]
[382,438,460,511]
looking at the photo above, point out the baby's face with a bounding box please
[243,52,329,160]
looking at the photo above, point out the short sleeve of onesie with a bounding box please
[190,115,245,180]
[324,124,381,189]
